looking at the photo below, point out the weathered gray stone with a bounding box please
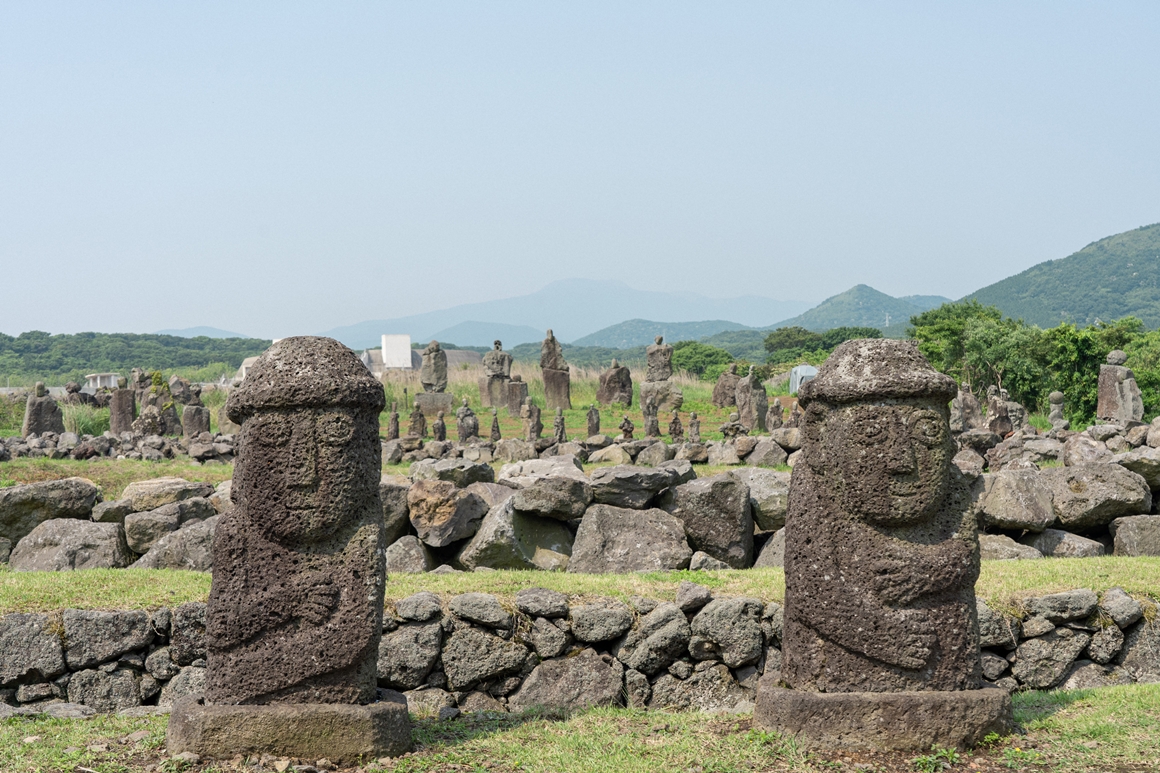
[747,439,789,468]
[380,475,412,546]
[1117,616,1160,683]
[589,466,673,510]
[509,647,623,711]
[130,515,219,571]
[440,627,529,691]
[978,471,1054,532]
[689,597,764,668]
[658,474,753,568]
[689,551,730,571]
[493,438,537,463]
[63,610,153,670]
[1061,660,1134,689]
[385,536,435,574]
[753,529,786,568]
[768,428,801,452]
[1020,528,1104,558]
[977,601,1020,650]
[511,476,592,520]
[1087,624,1125,664]
[1045,464,1152,530]
[449,593,512,629]
[515,588,569,619]
[456,500,573,572]
[1010,628,1091,689]
[727,468,790,533]
[1110,515,1160,556]
[169,602,206,666]
[587,445,633,465]
[675,581,713,613]
[0,613,66,686]
[1062,434,1113,467]
[377,622,443,690]
[616,603,691,675]
[1024,589,1098,623]
[980,651,1009,681]
[395,592,442,622]
[124,498,216,555]
[1100,588,1143,629]
[496,455,586,488]
[1115,446,1160,489]
[650,663,752,713]
[571,601,633,643]
[403,687,456,716]
[568,504,692,573]
[705,442,742,466]
[67,667,140,712]
[0,477,99,547]
[625,668,651,708]
[407,480,488,548]
[529,617,570,658]
[635,441,675,468]
[92,500,133,524]
[120,477,214,513]
[979,534,1042,560]
[1097,355,1144,425]
[146,647,181,681]
[410,458,495,488]
[9,519,134,571]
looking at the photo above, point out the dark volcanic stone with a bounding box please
[658,474,754,568]
[205,337,387,706]
[779,340,983,692]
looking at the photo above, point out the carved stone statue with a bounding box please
[206,337,387,704]
[109,377,137,436]
[407,402,427,439]
[645,335,673,382]
[490,409,501,442]
[481,340,514,408]
[766,402,784,431]
[482,340,513,379]
[718,412,748,440]
[170,336,409,762]
[386,402,400,441]
[431,411,447,442]
[456,398,479,442]
[1098,350,1144,424]
[596,358,633,406]
[756,339,1010,751]
[688,412,701,444]
[642,393,660,438]
[21,382,65,437]
[735,365,768,432]
[552,407,566,444]
[618,414,634,441]
[541,329,572,411]
[521,400,543,442]
[712,363,740,408]
[586,405,600,437]
[420,341,448,393]
[668,411,684,442]
[642,336,682,411]
[1048,391,1070,431]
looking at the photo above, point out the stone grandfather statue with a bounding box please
[483,340,513,379]
[170,336,409,762]
[431,411,447,442]
[541,329,572,410]
[420,341,448,393]
[456,398,479,442]
[756,339,1009,750]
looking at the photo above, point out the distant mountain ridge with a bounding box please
[963,223,1160,328]
[320,279,813,349]
[766,285,951,337]
[572,319,756,349]
[154,326,250,339]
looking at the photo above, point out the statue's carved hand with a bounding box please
[869,558,924,605]
[297,575,338,626]
[893,632,936,670]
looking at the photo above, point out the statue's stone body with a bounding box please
[780,340,981,692]
[712,363,740,408]
[431,411,447,442]
[205,337,387,705]
[480,340,513,408]
[1097,350,1144,425]
[645,336,673,382]
[489,409,501,442]
[407,403,427,439]
[456,399,479,442]
[688,412,700,444]
[642,337,683,411]
[109,377,137,436]
[505,376,529,414]
[596,359,633,406]
[541,330,572,411]
[386,403,400,441]
[586,405,600,437]
[552,407,566,444]
[735,366,768,433]
[521,401,543,442]
[22,382,65,437]
[949,389,983,433]
[668,411,684,442]
[642,393,660,438]
[618,415,634,441]
[1048,391,1070,431]
[419,341,448,394]
[766,402,783,430]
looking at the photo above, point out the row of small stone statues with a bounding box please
[416,332,685,413]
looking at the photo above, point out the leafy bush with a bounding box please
[671,341,734,378]
[62,404,110,436]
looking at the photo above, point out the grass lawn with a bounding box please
[2,683,1157,772]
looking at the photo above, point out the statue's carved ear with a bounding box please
[801,402,827,470]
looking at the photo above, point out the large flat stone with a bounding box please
[754,680,1013,751]
[167,694,412,763]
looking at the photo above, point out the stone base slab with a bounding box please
[754,677,1013,751]
[167,694,412,763]
[414,392,454,417]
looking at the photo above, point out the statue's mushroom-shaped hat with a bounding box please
[798,339,956,407]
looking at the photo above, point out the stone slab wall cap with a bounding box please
[798,339,957,407]
[753,679,1013,751]
[166,694,412,763]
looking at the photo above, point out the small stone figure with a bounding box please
[386,402,400,441]
[735,365,769,433]
[21,382,65,438]
[766,401,784,430]
[408,401,427,439]
[586,404,600,437]
[1097,349,1144,424]
[552,407,567,444]
[541,329,572,411]
[668,411,684,442]
[1048,391,1070,431]
[63,381,96,406]
[420,341,448,393]
[949,389,984,433]
[618,414,635,441]
[431,411,447,442]
[168,375,193,405]
[785,401,803,428]
[456,398,479,442]
[521,400,543,442]
[187,384,205,407]
[712,363,741,408]
[596,358,633,406]
[688,412,701,443]
[109,377,137,436]
[719,412,749,440]
[182,403,211,440]
[490,409,502,442]
[642,393,660,438]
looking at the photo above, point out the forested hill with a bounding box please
[0,331,271,385]
[964,223,1160,328]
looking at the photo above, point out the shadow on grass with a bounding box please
[410,706,569,751]
[1012,687,1097,728]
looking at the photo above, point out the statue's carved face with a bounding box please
[236,406,378,545]
[808,401,951,526]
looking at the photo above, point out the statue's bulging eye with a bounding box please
[857,422,884,443]
[249,416,291,446]
[913,416,944,445]
[318,412,355,446]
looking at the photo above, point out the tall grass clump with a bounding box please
[0,395,25,437]
[61,404,110,436]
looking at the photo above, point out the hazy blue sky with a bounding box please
[3,2,1159,340]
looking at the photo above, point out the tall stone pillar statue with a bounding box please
[596,358,633,407]
[640,336,682,411]
[480,340,513,409]
[755,339,1011,751]
[540,329,572,411]
[168,336,410,762]
[1097,349,1144,424]
[109,377,137,436]
[21,382,66,437]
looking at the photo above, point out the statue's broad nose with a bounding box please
[287,420,318,487]
[885,422,916,474]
